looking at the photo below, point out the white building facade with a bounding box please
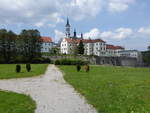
[106,45,124,57]
[93,40,106,56]
[119,50,140,58]
[40,37,53,53]
[61,38,107,56]
[61,38,76,54]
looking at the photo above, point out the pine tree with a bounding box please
[77,40,84,55]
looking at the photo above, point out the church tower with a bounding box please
[73,28,77,38]
[66,18,71,38]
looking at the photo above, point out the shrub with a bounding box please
[55,60,60,65]
[84,65,90,72]
[26,63,31,72]
[60,59,88,65]
[54,59,89,65]
[76,64,81,72]
[32,57,44,63]
[43,58,52,63]
[60,59,72,65]
[31,57,52,64]
[16,64,21,73]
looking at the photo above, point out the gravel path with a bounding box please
[0,65,97,113]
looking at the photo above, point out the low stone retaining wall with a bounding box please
[44,55,143,67]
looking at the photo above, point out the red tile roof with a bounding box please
[65,38,105,44]
[92,39,106,43]
[65,38,77,43]
[40,37,52,43]
[106,44,124,50]
[115,46,124,49]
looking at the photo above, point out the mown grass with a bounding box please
[59,66,150,113]
[0,64,48,79]
[0,64,48,113]
[0,90,36,113]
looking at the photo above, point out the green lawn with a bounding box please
[59,66,150,113]
[0,90,36,113]
[0,64,48,113]
[0,64,48,79]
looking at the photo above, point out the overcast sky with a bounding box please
[0,0,150,51]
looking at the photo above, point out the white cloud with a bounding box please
[35,22,45,28]
[54,29,65,42]
[108,0,136,12]
[0,0,104,27]
[84,28,101,39]
[61,0,104,21]
[0,0,137,27]
[138,27,150,36]
[112,28,133,39]
[84,27,133,40]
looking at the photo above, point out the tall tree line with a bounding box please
[0,29,42,63]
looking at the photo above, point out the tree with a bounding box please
[148,46,150,51]
[19,29,42,61]
[0,29,17,63]
[144,46,150,65]
[6,30,17,62]
[50,47,60,55]
[77,40,84,55]
[0,29,7,62]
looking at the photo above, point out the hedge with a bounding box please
[55,59,88,65]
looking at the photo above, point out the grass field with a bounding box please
[0,64,48,79]
[0,64,48,113]
[59,66,150,113]
[0,90,36,113]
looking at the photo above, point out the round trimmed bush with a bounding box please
[84,65,90,72]
[76,64,81,72]
[55,60,60,65]
[26,63,31,72]
[16,64,21,73]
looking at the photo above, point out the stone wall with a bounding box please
[44,55,143,67]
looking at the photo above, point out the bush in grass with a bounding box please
[84,65,90,72]
[76,64,81,72]
[55,60,60,65]
[16,64,21,73]
[26,63,31,72]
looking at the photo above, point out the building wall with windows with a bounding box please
[93,41,106,56]
[40,37,53,53]
[60,38,107,56]
[84,43,93,55]
[119,50,140,58]
[106,45,124,57]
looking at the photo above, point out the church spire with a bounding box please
[66,17,71,38]
[66,17,70,27]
